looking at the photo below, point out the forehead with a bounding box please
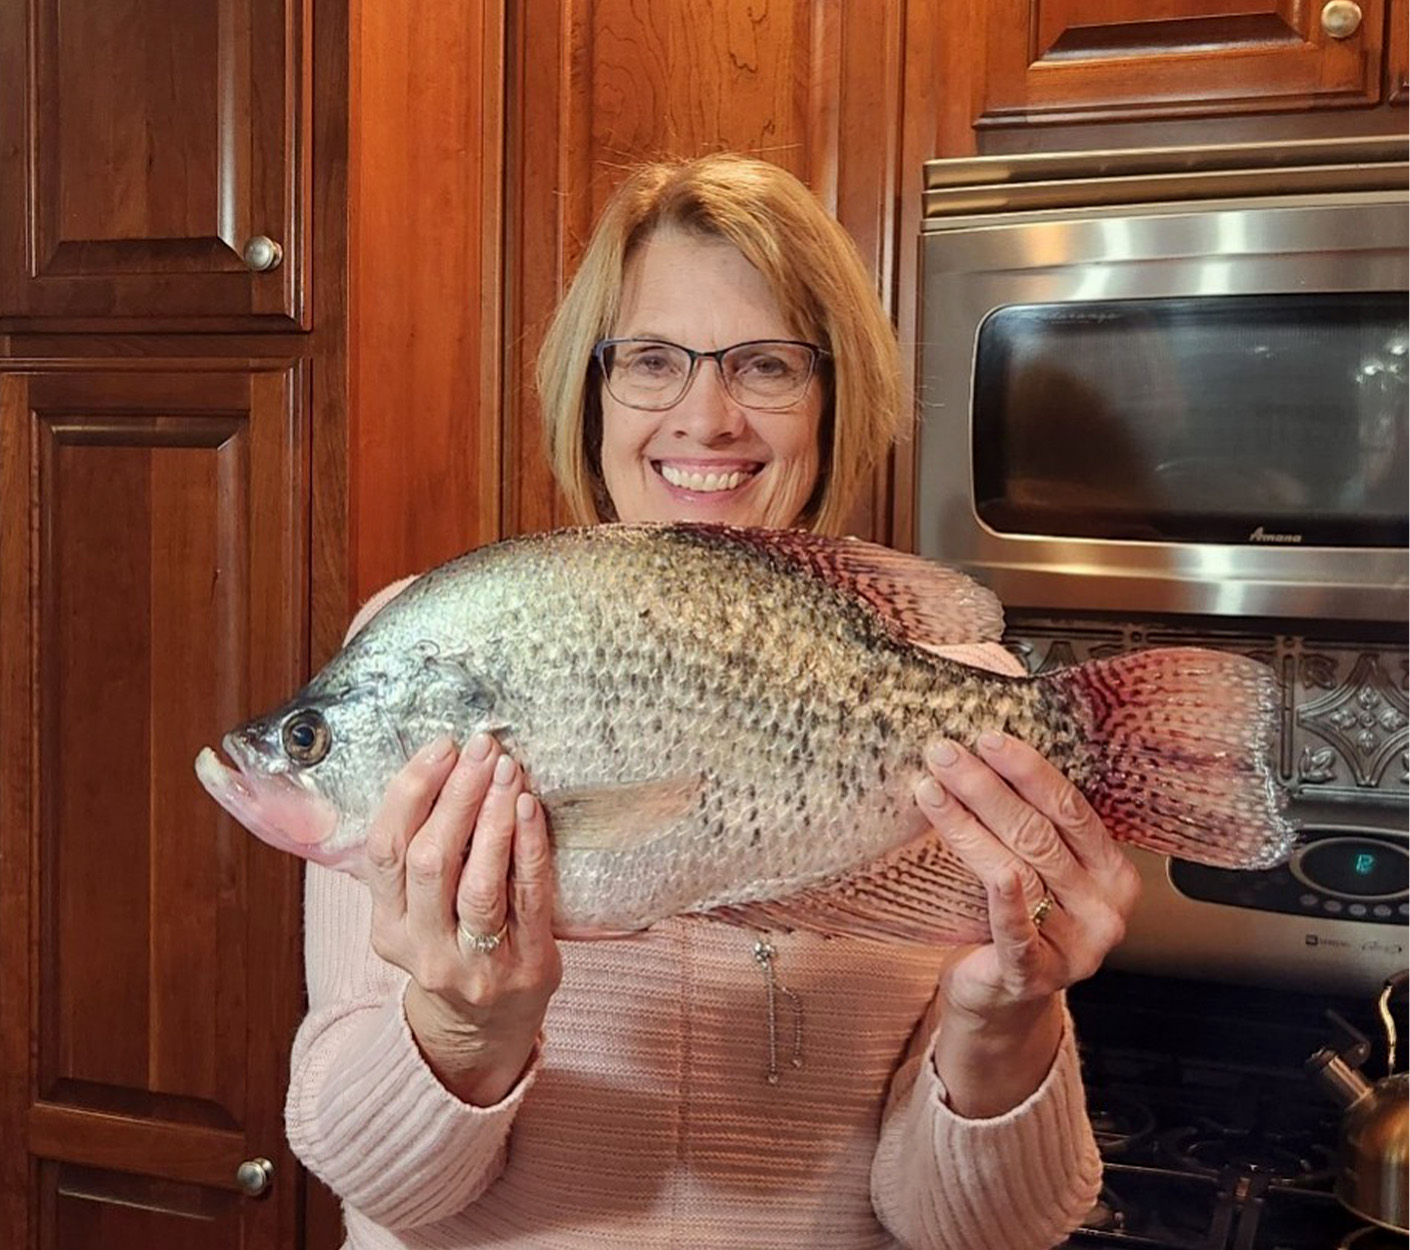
[615,229,798,343]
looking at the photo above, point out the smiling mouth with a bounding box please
[656,463,759,493]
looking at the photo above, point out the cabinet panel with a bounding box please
[0,0,309,328]
[1388,0,1408,102]
[0,362,307,1250]
[977,0,1386,126]
[348,0,505,605]
[502,0,906,549]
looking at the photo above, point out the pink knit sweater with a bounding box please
[284,641,1104,1249]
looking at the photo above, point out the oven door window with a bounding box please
[972,294,1408,547]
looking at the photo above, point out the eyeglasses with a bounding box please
[592,337,829,412]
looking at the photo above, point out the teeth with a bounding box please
[659,465,753,493]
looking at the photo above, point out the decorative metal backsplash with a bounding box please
[1005,619,1409,810]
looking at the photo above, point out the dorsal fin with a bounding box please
[658,523,1005,651]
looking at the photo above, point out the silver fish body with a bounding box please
[195,523,1293,944]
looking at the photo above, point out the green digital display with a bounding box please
[1301,839,1407,898]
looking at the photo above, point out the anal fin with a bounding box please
[707,834,992,947]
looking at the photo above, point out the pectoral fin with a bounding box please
[542,773,705,851]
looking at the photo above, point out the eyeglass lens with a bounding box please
[600,340,818,411]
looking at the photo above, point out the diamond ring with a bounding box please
[1029,892,1055,931]
[457,920,508,954]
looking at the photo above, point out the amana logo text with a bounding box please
[1248,525,1303,544]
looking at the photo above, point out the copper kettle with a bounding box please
[1305,969,1409,1233]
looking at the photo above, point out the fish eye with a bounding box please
[281,710,331,765]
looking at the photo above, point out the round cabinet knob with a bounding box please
[236,1157,274,1196]
[242,235,284,272]
[1321,0,1362,38]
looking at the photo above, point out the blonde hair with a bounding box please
[536,154,904,535]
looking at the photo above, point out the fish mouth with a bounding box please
[194,736,350,869]
[654,461,761,495]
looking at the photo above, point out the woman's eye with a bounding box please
[624,350,675,376]
[749,355,788,376]
[737,352,791,379]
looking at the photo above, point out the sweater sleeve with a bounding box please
[283,577,538,1230]
[870,999,1102,1250]
[869,636,1102,1249]
[284,863,541,1229]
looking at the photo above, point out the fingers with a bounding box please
[917,732,1140,981]
[452,751,522,943]
[403,734,500,940]
[968,732,1118,874]
[917,736,1078,905]
[364,735,460,923]
[508,792,558,964]
[954,733,1141,929]
[984,868,1048,968]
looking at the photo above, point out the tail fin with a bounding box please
[1040,647,1295,870]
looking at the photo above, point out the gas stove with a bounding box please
[1060,971,1408,1250]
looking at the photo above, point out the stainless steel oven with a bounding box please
[914,136,1408,1000]
[915,137,1410,1250]
[916,135,1407,624]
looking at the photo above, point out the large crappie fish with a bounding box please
[195,522,1295,945]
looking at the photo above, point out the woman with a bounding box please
[286,153,1140,1249]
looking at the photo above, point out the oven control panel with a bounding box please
[1170,829,1409,924]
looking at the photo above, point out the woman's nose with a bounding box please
[669,362,747,442]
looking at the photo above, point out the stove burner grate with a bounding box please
[1337,1225,1410,1250]
[1157,1123,1337,1186]
[1088,1090,1158,1159]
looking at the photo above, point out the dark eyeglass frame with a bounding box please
[591,336,830,412]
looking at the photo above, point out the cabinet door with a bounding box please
[0,0,309,329]
[0,363,308,1250]
[976,0,1387,127]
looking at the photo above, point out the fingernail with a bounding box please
[979,730,1006,752]
[516,792,537,821]
[466,732,493,761]
[493,753,516,785]
[926,740,958,768]
[422,735,455,762]
[917,777,947,807]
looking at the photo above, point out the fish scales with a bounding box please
[194,522,1294,945]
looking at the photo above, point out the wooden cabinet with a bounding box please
[0,0,336,1245]
[0,0,310,329]
[0,363,309,1250]
[972,0,1389,128]
[1388,0,1409,102]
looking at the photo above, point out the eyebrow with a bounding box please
[612,333,794,347]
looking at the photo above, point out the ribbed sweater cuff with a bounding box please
[874,1005,1101,1250]
[288,986,540,1230]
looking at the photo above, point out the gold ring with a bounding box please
[1029,892,1055,930]
[457,920,507,954]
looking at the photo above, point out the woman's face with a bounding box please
[598,229,825,529]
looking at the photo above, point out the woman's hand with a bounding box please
[915,730,1141,1116]
[363,732,563,1107]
